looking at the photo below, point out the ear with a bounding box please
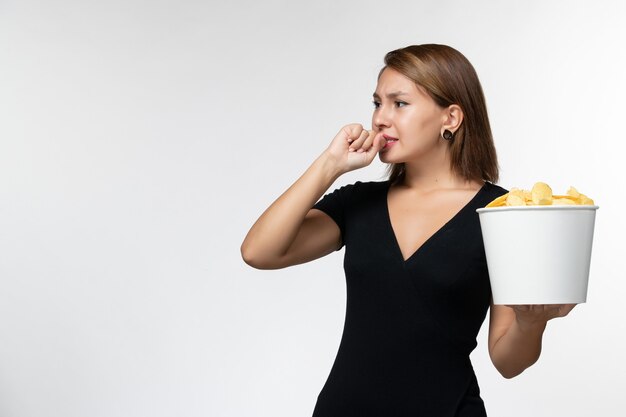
[441,104,464,134]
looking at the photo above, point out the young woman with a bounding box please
[241,44,575,416]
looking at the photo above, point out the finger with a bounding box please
[557,303,577,317]
[357,129,377,153]
[506,304,529,312]
[544,303,572,313]
[349,129,370,152]
[364,133,385,160]
[343,124,364,143]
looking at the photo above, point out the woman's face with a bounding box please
[372,68,446,164]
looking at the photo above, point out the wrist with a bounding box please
[316,151,345,182]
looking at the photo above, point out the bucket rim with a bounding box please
[477,205,599,213]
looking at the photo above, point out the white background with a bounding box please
[1,0,625,416]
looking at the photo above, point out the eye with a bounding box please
[372,100,381,109]
[395,101,408,108]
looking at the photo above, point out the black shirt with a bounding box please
[311,180,508,417]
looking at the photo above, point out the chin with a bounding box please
[379,151,402,164]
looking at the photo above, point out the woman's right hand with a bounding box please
[241,123,385,269]
[324,124,386,174]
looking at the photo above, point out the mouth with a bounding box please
[382,134,398,150]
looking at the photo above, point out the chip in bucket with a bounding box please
[485,182,595,207]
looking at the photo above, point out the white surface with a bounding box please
[1,1,625,416]
[478,206,598,304]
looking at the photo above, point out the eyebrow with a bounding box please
[372,91,409,100]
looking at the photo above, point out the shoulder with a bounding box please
[314,180,389,212]
[483,181,508,198]
[324,180,389,198]
[313,180,389,229]
[475,182,508,208]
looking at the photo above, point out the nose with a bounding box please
[373,104,391,130]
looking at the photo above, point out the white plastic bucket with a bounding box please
[476,205,598,305]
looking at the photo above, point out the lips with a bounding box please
[382,134,398,150]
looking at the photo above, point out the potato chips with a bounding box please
[486,182,595,207]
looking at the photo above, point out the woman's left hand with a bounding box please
[507,304,577,331]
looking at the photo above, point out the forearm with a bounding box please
[241,152,341,264]
[490,318,547,379]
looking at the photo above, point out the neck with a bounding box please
[398,146,475,192]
